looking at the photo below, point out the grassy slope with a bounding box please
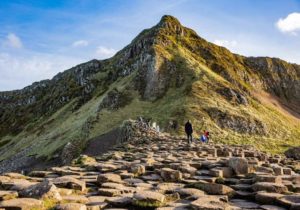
[153,28,300,154]
[0,68,190,160]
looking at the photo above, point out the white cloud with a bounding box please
[96,46,116,59]
[0,52,84,91]
[276,12,300,35]
[213,39,237,48]
[6,33,23,49]
[72,40,89,47]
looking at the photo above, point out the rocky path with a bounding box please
[1,134,300,210]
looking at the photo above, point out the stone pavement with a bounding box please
[1,134,300,210]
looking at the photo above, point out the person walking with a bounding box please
[185,120,193,144]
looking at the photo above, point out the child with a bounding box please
[200,130,207,143]
[200,134,207,143]
[205,131,210,143]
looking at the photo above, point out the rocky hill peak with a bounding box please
[154,15,192,37]
[157,15,182,29]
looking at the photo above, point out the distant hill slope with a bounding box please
[0,15,299,166]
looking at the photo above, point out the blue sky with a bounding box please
[0,0,300,91]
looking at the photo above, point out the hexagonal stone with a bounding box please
[255,175,282,183]
[0,191,18,201]
[2,179,36,191]
[252,182,288,193]
[98,188,122,197]
[0,175,11,183]
[228,157,249,175]
[19,180,61,201]
[106,196,132,207]
[95,163,118,172]
[189,182,235,197]
[52,176,86,191]
[132,191,165,208]
[62,195,89,204]
[28,171,52,178]
[3,173,26,179]
[156,183,184,193]
[175,188,205,199]
[97,174,123,184]
[130,164,146,175]
[0,198,43,209]
[56,203,87,210]
[160,168,182,182]
[260,205,286,210]
[230,199,260,209]
[277,195,300,208]
[123,178,144,185]
[255,192,283,204]
[191,196,230,210]
[141,174,161,181]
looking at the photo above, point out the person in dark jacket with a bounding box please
[185,120,193,144]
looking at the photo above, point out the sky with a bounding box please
[0,0,300,91]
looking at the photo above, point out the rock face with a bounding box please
[0,59,101,137]
[0,134,299,210]
[98,88,132,111]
